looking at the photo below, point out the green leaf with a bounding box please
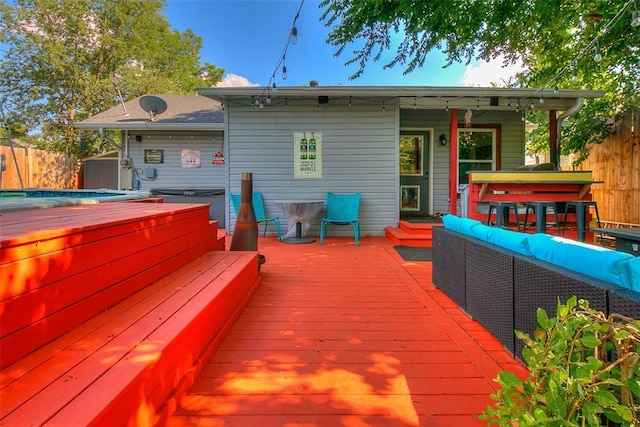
[537,307,550,329]
[626,377,640,398]
[544,391,568,416]
[594,389,618,406]
[580,333,601,349]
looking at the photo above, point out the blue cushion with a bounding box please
[458,218,482,237]
[527,234,635,286]
[442,214,462,232]
[621,257,640,291]
[485,227,532,256]
[470,223,496,242]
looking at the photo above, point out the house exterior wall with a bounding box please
[399,109,525,215]
[122,130,226,191]
[225,100,398,237]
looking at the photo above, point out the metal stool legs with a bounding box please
[563,201,601,242]
[487,202,521,231]
[523,201,560,234]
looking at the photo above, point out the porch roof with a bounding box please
[75,94,224,131]
[199,85,605,111]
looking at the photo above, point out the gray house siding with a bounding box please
[226,102,398,237]
[122,130,226,191]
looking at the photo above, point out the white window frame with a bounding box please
[457,128,497,185]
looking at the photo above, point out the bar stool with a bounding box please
[487,201,521,231]
[563,200,601,243]
[523,201,560,234]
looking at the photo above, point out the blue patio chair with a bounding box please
[230,192,282,240]
[319,192,361,246]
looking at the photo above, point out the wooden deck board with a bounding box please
[167,236,529,427]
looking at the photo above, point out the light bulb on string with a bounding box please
[445,100,449,112]
[413,97,417,109]
[281,64,287,80]
[553,86,559,94]
[572,69,578,82]
[539,94,544,104]
[594,43,603,62]
[632,7,640,28]
[290,26,298,44]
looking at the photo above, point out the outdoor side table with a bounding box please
[590,227,640,256]
[274,200,324,244]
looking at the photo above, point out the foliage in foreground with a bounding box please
[481,296,640,426]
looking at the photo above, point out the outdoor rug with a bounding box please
[393,246,432,261]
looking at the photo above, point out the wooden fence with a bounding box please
[0,145,77,189]
[575,110,639,225]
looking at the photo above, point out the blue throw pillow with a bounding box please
[527,234,634,286]
[486,227,532,256]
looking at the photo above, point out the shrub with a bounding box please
[481,296,640,426]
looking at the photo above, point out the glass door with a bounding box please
[399,132,429,216]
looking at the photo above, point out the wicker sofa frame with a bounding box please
[432,226,640,359]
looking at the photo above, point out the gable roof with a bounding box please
[75,95,223,131]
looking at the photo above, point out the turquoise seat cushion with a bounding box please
[621,257,640,291]
[484,227,532,256]
[442,215,482,236]
[470,223,496,242]
[527,234,634,286]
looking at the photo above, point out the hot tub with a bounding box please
[0,189,151,212]
[150,188,225,226]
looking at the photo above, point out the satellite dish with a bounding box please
[139,96,167,121]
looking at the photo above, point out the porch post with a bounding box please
[449,109,458,215]
[549,110,558,167]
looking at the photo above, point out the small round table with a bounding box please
[274,200,324,244]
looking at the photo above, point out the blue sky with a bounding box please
[165,0,523,88]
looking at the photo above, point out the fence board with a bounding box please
[576,110,639,224]
[0,146,77,189]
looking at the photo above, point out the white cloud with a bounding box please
[460,57,526,87]
[216,73,260,87]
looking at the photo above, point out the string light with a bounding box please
[632,0,640,27]
[531,0,634,99]
[445,100,449,112]
[349,96,352,107]
[413,97,417,109]
[594,39,603,62]
[259,0,303,103]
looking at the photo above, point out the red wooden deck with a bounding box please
[168,235,528,427]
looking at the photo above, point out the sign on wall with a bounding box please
[181,149,201,168]
[294,131,322,179]
[144,149,164,164]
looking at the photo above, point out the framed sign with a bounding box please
[181,149,201,168]
[294,131,322,178]
[144,149,164,164]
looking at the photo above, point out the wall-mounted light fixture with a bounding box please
[439,134,447,145]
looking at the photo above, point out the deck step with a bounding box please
[385,222,441,248]
[0,251,260,427]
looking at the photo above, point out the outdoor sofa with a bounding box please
[432,215,640,358]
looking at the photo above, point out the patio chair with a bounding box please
[319,192,361,246]
[230,192,282,240]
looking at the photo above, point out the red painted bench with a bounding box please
[0,250,260,426]
[0,203,221,367]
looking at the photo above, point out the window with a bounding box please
[399,135,423,175]
[457,128,496,185]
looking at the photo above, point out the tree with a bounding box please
[320,0,640,161]
[0,0,224,158]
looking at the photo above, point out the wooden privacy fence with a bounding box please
[576,110,639,225]
[0,145,77,189]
